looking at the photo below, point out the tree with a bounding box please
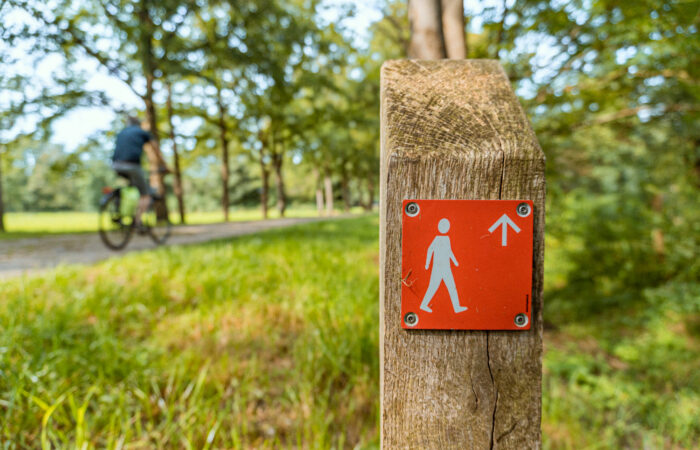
[226,0,328,218]
[408,0,465,59]
[408,0,446,58]
[441,0,466,58]
[479,0,700,313]
[215,84,233,221]
[10,0,194,216]
[135,0,172,203]
[182,0,248,221]
[174,74,238,221]
[2,0,385,226]
[258,125,272,219]
[0,10,111,228]
[0,146,5,231]
[165,81,186,223]
[180,0,320,220]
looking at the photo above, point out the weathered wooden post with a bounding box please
[380,60,545,448]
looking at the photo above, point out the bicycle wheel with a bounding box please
[143,198,172,245]
[98,190,134,250]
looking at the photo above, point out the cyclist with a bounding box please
[112,116,161,227]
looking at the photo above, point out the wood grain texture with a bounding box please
[380,60,545,449]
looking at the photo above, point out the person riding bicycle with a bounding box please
[112,116,165,227]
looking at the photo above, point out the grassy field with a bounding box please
[0,216,698,448]
[0,206,363,239]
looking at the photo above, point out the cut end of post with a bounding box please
[381,59,544,163]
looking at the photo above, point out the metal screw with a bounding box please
[516,202,531,217]
[404,312,418,327]
[405,202,420,217]
[514,313,529,328]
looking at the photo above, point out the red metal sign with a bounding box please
[401,200,534,330]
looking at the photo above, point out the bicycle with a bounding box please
[98,171,172,250]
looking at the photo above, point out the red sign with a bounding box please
[401,200,534,330]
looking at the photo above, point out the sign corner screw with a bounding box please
[404,312,418,327]
[516,202,531,217]
[514,313,529,328]
[405,202,420,217]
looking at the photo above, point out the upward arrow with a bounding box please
[488,214,521,246]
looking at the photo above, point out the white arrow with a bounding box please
[488,214,521,246]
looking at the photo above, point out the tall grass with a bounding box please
[0,217,379,448]
[1,216,697,448]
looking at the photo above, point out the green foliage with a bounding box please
[1,138,116,212]
[182,158,261,212]
[514,4,700,446]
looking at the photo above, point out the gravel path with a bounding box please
[0,216,346,280]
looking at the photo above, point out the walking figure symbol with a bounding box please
[420,218,468,314]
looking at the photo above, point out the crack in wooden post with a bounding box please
[380,60,545,449]
[487,333,498,450]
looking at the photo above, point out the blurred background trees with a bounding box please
[1,0,697,300]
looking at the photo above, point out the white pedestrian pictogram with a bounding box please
[420,218,468,314]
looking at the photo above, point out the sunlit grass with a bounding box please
[2,212,100,236]
[0,216,380,448]
[177,206,365,225]
[0,206,365,239]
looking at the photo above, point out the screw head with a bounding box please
[514,313,529,328]
[404,312,419,327]
[516,202,531,217]
[405,202,420,217]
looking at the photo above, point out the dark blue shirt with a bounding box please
[113,125,152,163]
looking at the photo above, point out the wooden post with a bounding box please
[380,60,545,448]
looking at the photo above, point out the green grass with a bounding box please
[0,206,363,240]
[0,216,379,448]
[0,216,698,448]
[1,212,100,238]
[542,235,700,449]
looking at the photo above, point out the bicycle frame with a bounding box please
[99,187,121,208]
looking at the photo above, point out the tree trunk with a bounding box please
[441,0,466,59]
[139,2,169,218]
[166,82,186,224]
[269,129,286,217]
[217,88,230,222]
[651,193,665,259]
[0,150,5,232]
[313,166,324,215]
[324,168,334,215]
[365,174,375,211]
[260,158,270,220]
[143,86,167,195]
[464,15,470,58]
[340,164,351,212]
[258,130,270,220]
[408,0,447,59]
[273,161,286,216]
